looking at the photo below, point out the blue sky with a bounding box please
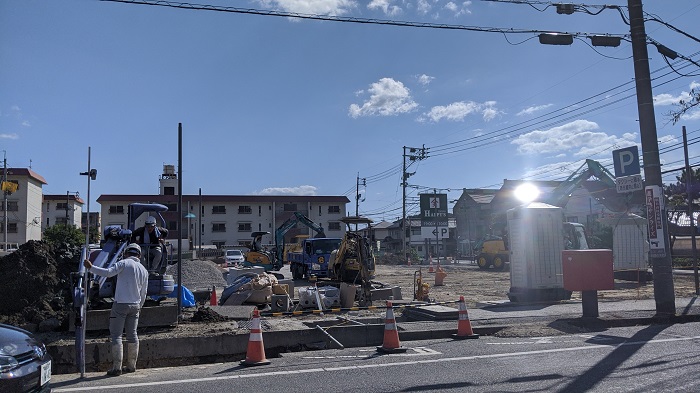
[2,0,699,222]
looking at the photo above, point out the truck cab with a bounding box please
[288,237,342,280]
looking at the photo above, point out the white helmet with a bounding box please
[145,216,157,226]
[125,243,141,256]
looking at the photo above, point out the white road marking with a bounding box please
[304,347,441,359]
[53,335,700,392]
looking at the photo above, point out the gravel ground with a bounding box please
[165,258,227,292]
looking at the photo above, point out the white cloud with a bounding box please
[443,1,472,17]
[658,135,678,145]
[417,74,434,86]
[255,185,317,196]
[256,0,357,16]
[21,121,30,127]
[0,134,19,140]
[654,91,692,106]
[511,120,638,156]
[349,78,418,118]
[420,100,500,122]
[416,0,431,14]
[517,104,553,116]
[367,0,401,16]
[681,109,700,121]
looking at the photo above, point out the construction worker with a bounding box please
[83,243,149,376]
[131,215,169,271]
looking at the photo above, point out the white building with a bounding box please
[1,168,47,247]
[96,165,350,248]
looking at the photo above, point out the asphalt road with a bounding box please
[51,321,700,392]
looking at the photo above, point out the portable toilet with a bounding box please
[598,213,650,281]
[506,202,572,302]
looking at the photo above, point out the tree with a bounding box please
[663,168,700,250]
[43,224,86,248]
[669,87,700,125]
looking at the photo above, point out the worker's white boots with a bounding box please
[123,343,139,373]
[107,343,123,376]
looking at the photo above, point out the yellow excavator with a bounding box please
[329,216,376,306]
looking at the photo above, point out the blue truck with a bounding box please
[288,237,342,280]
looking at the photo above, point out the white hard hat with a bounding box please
[145,216,157,226]
[125,243,141,255]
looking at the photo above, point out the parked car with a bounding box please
[224,249,245,267]
[0,324,52,393]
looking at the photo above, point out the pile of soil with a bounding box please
[0,241,78,332]
[191,306,227,322]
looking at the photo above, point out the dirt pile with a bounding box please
[191,306,227,323]
[0,241,78,332]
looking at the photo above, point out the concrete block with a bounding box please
[277,279,295,298]
[69,305,179,332]
[370,287,395,301]
[271,294,292,312]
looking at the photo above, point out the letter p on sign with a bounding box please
[613,146,640,177]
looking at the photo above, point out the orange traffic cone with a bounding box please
[376,301,408,353]
[240,309,271,366]
[210,285,218,306]
[452,296,479,339]
[428,256,435,273]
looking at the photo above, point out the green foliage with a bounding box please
[587,223,614,249]
[43,224,86,248]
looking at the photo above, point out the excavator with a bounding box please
[242,212,328,276]
[328,216,376,306]
[474,159,616,270]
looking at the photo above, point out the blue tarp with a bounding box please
[160,284,196,307]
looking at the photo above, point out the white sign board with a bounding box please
[616,174,643,193]
[645,185,666,257]
[421,226,449,239]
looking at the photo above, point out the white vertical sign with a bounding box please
[645,185,666,257]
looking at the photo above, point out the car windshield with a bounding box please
[311,239,342,254]
[227,250,242,256]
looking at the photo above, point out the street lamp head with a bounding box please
[589,35,622,47]
[539,33,573,46]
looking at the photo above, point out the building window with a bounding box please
[258,206,262,216]
[238,205,252,214]
[283,203,297,212]
[566,216,578,223]
[238,222,252,232]
[167,221,177,230]
[6,201,18,212]
[328,205,340,214]
[164,187,175,195]
[0,223,18,233]
[164,203,177,212]
[411,227,421,235]
[258,223,262,231]
[318,206,322,216]
[109,205,124,214]
[213,205,226,214]
[56,202,68,210]
[328,222,341,231]
[55,218,68,226]
[213,241,226,249]
[212,223,226,232]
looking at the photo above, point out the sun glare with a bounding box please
[514,183,540,203]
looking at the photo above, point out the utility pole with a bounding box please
[402,145,428,263]
[3,151,7,249]
[355,174,366,217]
[682,126,699,295]
[628,0,675,315]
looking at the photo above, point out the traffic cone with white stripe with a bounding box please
[452,296,479,339]
[240,309,271,366]
[376,301,408,353]
[428,256,435,273]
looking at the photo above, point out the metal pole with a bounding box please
[177,123,183,313]
[402,147,407,263]
[628,0,675,315]
[198,188,202,250]
[3,152,7,248]
[434,189,439,264]
[682,126,699,295]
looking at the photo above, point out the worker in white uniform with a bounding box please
[83,243,149,376]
